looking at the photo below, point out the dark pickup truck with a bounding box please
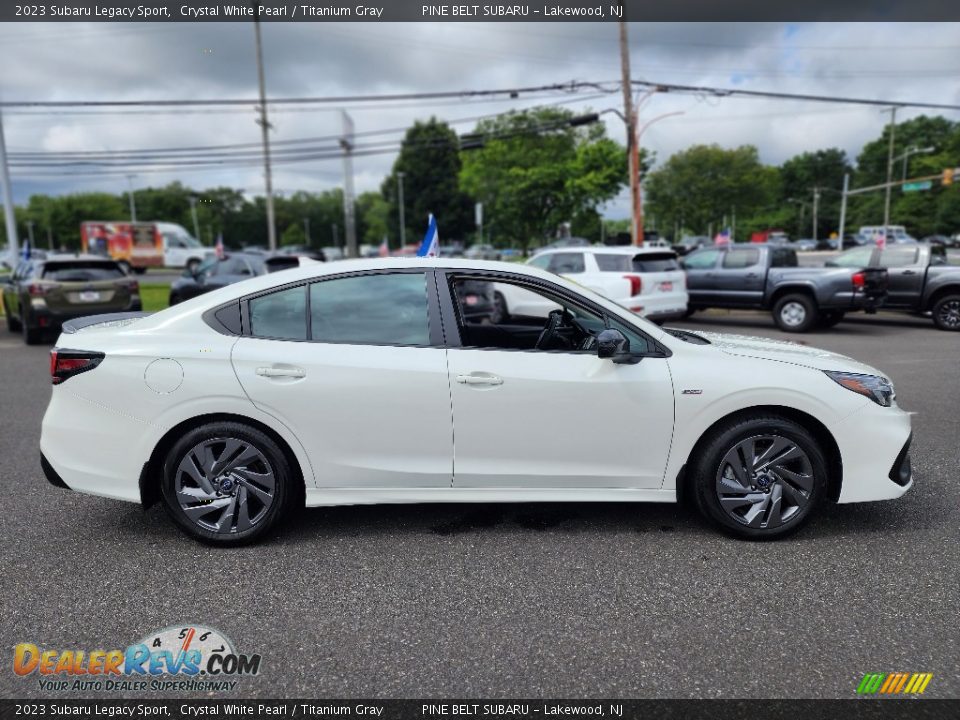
[827,243,960,331]
[681,244,887,332]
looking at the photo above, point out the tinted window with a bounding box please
[682,249,720,269]
[42,262,124,281]
[547,252,585,274]
[594,254,631,272]
[722,248,761,269]
[249,285,307,340]
[632,252,680,272]
[310,272,429,346]
[770,248,798,268]
[878,247,919,268]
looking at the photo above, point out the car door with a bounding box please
[714,246,766,306]
[680,248,722,306]
[231,269,453,488]
[441,271,675,489]
[878,246,926,309]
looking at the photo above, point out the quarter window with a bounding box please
[310,272,430,346]
[878,247,919,268]
[547,252,586,274]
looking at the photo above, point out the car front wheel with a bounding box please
[932,294,960,331]
[161,422,297,546]
[692,416,827,539]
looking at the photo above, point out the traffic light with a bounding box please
[944,168,955,186]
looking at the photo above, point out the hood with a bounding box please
[696,331,883,375]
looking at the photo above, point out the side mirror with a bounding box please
[597,329,640,364]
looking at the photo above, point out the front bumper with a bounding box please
[831,400,913,503]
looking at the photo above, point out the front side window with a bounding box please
[249,285,307,340]
[310,272,430,346]
[682,249,720,269]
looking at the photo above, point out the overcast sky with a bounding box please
[1,21,959,220]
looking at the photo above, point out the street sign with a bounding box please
[903,181,933,192]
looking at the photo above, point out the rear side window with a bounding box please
[878,247,919,268]
[722,248,761,269]
[310,272,430,346]
[547,252,585,274]
[594,254,631,272]
[42,263,125,281]
[249,286,307,341]
[632,252,680,272]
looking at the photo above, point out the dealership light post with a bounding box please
[397,171,406,251]
[0,109,18,260]
[126,174,137,223]
[253,15,277,251]
[882,106,898,234]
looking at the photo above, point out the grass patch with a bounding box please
[139,283,170,312]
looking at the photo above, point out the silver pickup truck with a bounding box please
[826,243,960,331]
[681,244,887,332]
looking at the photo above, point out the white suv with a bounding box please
[495,246,688,323]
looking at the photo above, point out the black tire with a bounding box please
[931,294,960,331]
[817,310,845,328]
[22,320,42,345]
[6,308,22,333]
[161,421,298,546]
[772,293,818,333]
[692,415,827,540]
[682,307,697,319]
[168,292,180,307]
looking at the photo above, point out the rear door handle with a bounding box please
[256,366,306,379]
[456,374,503,386]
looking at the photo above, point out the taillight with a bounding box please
[852,271,866,289]
[28,283,53,297]
[623,274,643,296]
[125,279,140,292]
[50,349,104,385]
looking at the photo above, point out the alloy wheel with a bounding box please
[174,437,276,534]
[715,434,814,529]
[937,299,960,329]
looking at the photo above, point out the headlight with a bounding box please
[825,371,894,407]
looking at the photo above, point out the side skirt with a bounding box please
[304,487,678,507]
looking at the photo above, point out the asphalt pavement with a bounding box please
[0,310,957,700]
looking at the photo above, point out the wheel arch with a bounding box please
[767,284,816,309]
[924,284,960,312]
[139,412,306,510]
[675,404,843,505]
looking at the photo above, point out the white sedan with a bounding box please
[40,258,913,545]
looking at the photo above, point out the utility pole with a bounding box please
[253,15,277,251]
[883,107,897,234]
[126,174,137,222]
[303,216,311,245]
[188,195,201,241]
[396,171,406,251]
[812,187,820,242]
[340,110,358,259]
[0,109,19,260]
[838,173,849,240]
[618,20,642,246]
[331,222,339,250]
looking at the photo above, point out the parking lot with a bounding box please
[1,308,957,700]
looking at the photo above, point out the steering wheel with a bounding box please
[535,309,567,350]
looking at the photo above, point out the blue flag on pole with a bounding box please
[21,238,30,261]
[417,214,439,257]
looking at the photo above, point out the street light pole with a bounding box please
[883,107,898,233]
[188,195,201,241]
[618,20,642,246]
[253,15,277,251]
[896,145,935,181]
[0,110,18,261]
[396,171,406,251]
[126,174,137,222]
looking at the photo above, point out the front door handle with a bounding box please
[456,374,503,386]
[901,270,916,275]
[256,366,306,379]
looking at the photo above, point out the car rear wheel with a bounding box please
[169,292,180,306]
[5,309,22,333]
[22,320,42,345]
[161,422,297,546]
[773,294,818,333]
[692,416,826,540]
[931,294,960,331]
